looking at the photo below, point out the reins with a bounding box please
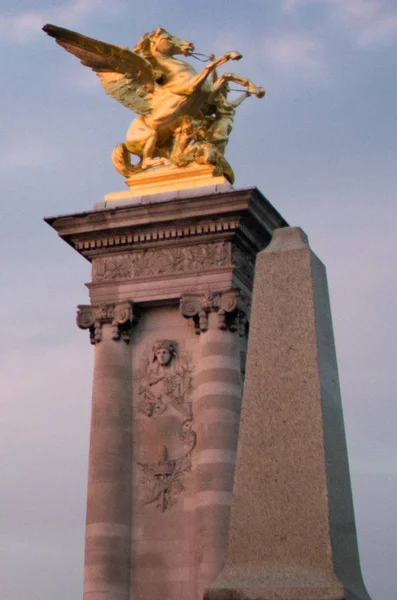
[190,52,215,62]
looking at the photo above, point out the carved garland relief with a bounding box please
[92,242,230,282]
[134,339,195,512]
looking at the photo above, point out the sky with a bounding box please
[0,0,396,599]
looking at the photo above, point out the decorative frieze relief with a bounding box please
[134,340,196,512]
[180,289,249,336]
[92,242,231,282]
[76,301,136,344]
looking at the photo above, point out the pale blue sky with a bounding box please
[1,1,396,599]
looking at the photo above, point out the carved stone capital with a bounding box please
[76,301,136,344]
[180,290,249,336]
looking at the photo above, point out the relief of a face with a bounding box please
[156,348,172,366]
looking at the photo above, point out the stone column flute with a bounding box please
[77,302,135,600]
[181,291,247,599]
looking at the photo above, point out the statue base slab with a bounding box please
[105,163,229,201]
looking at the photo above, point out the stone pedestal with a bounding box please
[205,227,371,600]
[46,187,287,600]
[46,191,370,600]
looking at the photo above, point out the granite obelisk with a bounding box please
[206,227,371,600]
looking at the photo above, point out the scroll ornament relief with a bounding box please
[180,289,249,336]
[92,242,230,282]
[135,340,196,512]
[76,301,135,343]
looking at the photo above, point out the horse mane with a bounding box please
[133,31,154,61]
[133,30,164,82]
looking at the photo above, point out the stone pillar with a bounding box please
[206,228,371,600]
[77,301,136,600]
[181,291,248,598]
[46,186,289,600]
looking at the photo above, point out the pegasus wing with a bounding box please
[43,24,154,114]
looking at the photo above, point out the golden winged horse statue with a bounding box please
[43,25,265,185]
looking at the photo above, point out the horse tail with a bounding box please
[112,143,140,177]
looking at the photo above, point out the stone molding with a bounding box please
[180,290,249,336]
[46,189,289,266]
[76,217,240,254]
[76,301,136,344]
[92,242,231,283]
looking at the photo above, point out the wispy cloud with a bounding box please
[199,29,326,86]
[283,0,397,45]
[0,0,123,43]
[263,33,326,82]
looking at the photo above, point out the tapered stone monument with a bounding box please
[205,227,372,600]
[43,21,371,600]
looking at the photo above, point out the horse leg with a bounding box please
[141,131,172,169]
[186,51,243,91]
[228,74,265,97]
[210,73,265,98]
[141,130,158,169]
[125,116,170,170]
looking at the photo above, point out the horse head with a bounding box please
[134,27,194,60]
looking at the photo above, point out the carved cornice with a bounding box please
[76,301,136,344]
[45,188,289,263]
[180,289,249,336]
[75,217,240,256]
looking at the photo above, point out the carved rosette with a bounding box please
[76,301,136,344]
[180,289,249,336]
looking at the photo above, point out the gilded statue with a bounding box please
[43,24,265,184]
